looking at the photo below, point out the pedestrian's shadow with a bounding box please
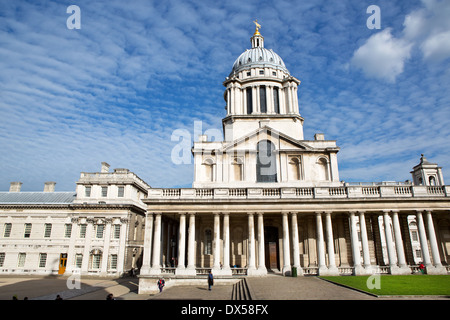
[196,287,208,291]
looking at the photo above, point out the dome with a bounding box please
[230,47,289,75]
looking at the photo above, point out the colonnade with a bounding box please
[140,209,447,277]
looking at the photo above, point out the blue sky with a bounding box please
[1,0,449,191]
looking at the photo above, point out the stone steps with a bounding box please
[231,279,252,300]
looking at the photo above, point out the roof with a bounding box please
[0,192,76,205]
[230,47,288,75]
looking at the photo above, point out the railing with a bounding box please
[147,185,450,200]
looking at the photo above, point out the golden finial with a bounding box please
[253,19,261,35]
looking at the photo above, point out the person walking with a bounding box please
[157,277,165,293]
[208,271,214,291]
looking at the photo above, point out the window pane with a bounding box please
[65,224,72,238]
[260,85,267,113]
[118,186,124,197]
[79,224,87,238]
[24,224,32,238]
[85,186,91,197]
[39,253,47,268]
[44,224,52,238]
[273,87,280,114]
[3,223,12,237]
[246,88,253,114]
[96,225,104,238]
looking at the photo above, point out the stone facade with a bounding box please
[138,28,450,293]
[0,164,149,276]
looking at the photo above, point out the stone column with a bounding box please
[425,211,446,274]
[281,212,291,276]
[349,212,363,275]
[291,212,303,275]
[101,219,113,275]
[324,212,338,275]
[81,219,94,273]
[166,221,172,267]
[358,211,372,273]
[247,213,257,275]
[222,213,232,275]
[257,213,267,274]
[213,213,221,271]
[175,213,186,274]
[416,210,432,268]
[391,211,410,274]
[186,213,197,275]
[141,213,153,275]
[117,218,128,275]
[383,211,398,273]
[316,212,327,275]
[149,213,162,275]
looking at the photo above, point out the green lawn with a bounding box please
[320,275,450,296]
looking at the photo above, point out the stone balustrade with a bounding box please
[148,185,450,200]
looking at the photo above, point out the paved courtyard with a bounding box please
[0,274,448,300]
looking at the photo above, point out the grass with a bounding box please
[319,275,450,296]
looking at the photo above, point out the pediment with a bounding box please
[221,126,313,153]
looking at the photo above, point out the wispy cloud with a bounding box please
[0,0,449,191]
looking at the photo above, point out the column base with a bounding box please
[176,266,197,276]
[353,265,366,276]
[212,267,233,276]
[148,266,162,276]
[390,265,411,275]
[282,265,291,276]
[318,266,339,276]
[425,265,448,275]
[248,267,267,276]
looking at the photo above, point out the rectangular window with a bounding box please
[96,224,105,239]
[18,253,26,267]
[3,223,12,238]
[260,85,267,113]
[0,253,5,267]
[91,254,101,269]
[64,224,72,238]
[85,186,91,197]
[44,224,52,238]
[101,186,108,197]
[24,224,32,238]
[113,224,121,239]
[75,254,83,269]
[259,70,264,75]
[411,230,418,242]
[109,254,118,270]
[273,87,280,114]
[416,249,422,259]
[118,186,124,197]
[246,88,253,114]
[39,253,47,268]
[79,224,87,238]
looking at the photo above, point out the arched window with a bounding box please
[429,176,436,186]
[288,157,301,180]
[317,157,329,181]
[231,157,243,181]
[203,158,215,182]
[257,140,277,182]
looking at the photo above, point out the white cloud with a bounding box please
[350,28,412,83]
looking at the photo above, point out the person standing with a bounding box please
[208,271,214,291]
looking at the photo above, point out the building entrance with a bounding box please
[264,226,279,271]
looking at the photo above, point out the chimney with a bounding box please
[9,182,22,192]
[101,162,110,173]
[44,181,56,192]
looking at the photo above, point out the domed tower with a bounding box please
[192,22,341,188]
[223,21,304,141]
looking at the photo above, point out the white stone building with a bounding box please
[0,163,149,276]
[0,26,449,294]
[138,27,450,293]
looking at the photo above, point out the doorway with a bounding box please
[264,226,279,271]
